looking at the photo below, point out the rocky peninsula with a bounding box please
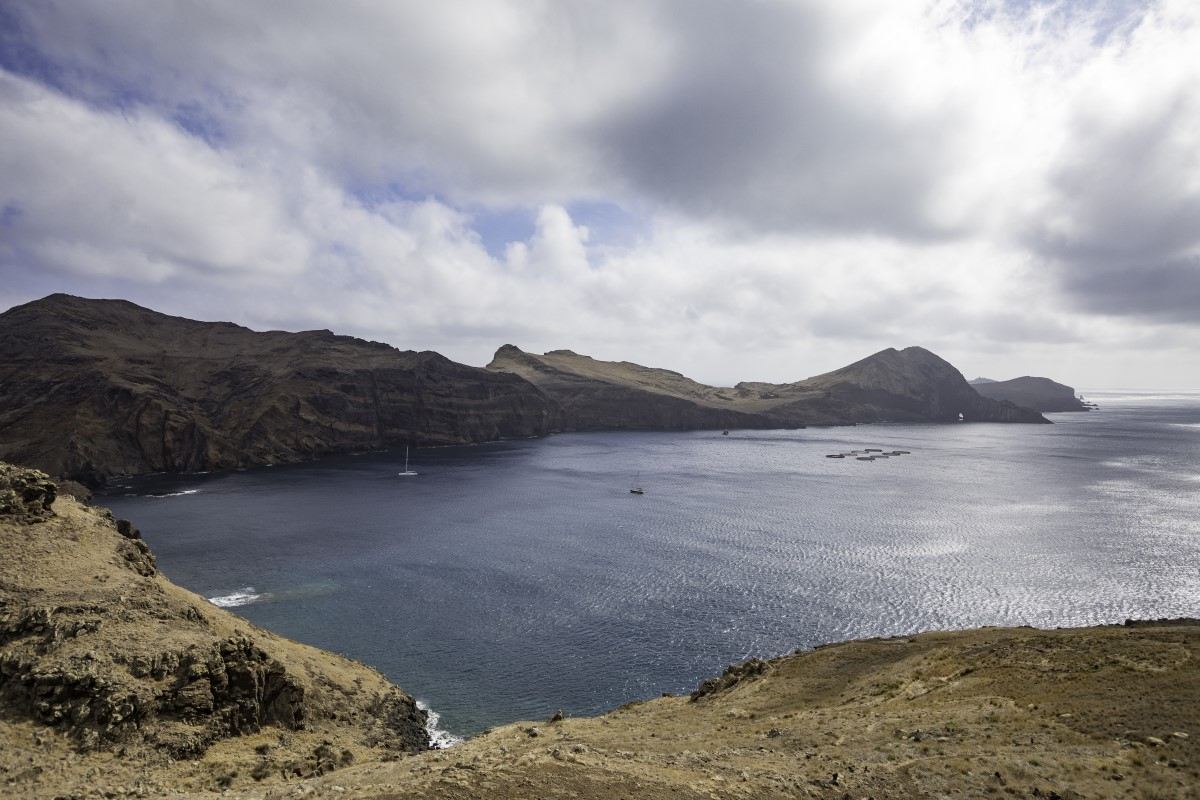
[3,464,1195,799]
[489,344,1048,430]
[0,295,1049,487]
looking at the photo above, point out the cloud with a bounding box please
[0,0,1198,388]
[0,70,310,281]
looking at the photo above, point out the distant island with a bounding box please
[969,376,1091,412]
[0,294,1046,486]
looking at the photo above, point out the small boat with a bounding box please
[629,487,645,495]
[826,454,845,459]
[865,448,883,452]
[397,446,418,477]
[856,456,875,461]
[722,430,730,436]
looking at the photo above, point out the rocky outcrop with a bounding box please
[0,466,429,795]
[489,344,1050,429]
[0,463,57,523]
[0,294,554,485]
[971,375,1089,412]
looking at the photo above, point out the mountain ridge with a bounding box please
[1,295,1046,485]
[489,343,1049,430]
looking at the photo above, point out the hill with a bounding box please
[0,463,428,798]
[971,376,1089,412]
[0,295,553,485]
[489,344,1049,428]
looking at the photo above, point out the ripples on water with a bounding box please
[101,391,1200,737]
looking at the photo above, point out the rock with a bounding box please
[548,709,564,724]
[1145,736,1166,747]
[115,520,141,539]
[1171,731,1188,739]
[0,463,57,523]
[56,480,94,503]
[691,658,770,700]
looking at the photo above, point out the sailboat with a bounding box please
[397,446,418,477]
[630,471,644,495]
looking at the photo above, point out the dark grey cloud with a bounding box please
[1025,49,1200,322]
[1056,257,1200,321]
[595,1,963,238]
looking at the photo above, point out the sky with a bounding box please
[1,1,1198,389]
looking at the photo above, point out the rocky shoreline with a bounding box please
[1,464,428,798]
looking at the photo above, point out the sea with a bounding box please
[98,391,1200,743]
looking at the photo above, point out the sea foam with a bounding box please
[148,489,199,498]
[417,700,464,749]
[207,587,264,608]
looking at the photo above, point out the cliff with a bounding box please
[0,295,553,485]
[489,344,1049,429]
[971,376,1090,412]
[0,463,428,798]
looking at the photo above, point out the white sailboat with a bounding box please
[398,446,418,477]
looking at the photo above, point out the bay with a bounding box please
[99,391,1200,738]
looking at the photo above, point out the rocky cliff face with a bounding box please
[0,295,554,485]
[0,463,428,796]
[488,344,1049,429]
[971,375,1089,412]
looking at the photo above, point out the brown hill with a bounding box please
[971,376,1090,412]
[0,295,553,485]
[485,345,782,431]
[488,344,1049,429]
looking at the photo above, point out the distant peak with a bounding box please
[494,344,526,357]
[544,349,582,357]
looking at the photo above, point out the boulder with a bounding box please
[0,463,57,523]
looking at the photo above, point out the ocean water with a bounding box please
[99,391,1200,740]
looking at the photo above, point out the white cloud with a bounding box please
[1,1,1198,388]
[0,70,310,281]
